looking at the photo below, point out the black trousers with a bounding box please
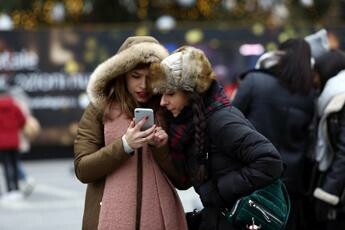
[1,150,20,192]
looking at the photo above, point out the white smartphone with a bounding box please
[134,108,154,131]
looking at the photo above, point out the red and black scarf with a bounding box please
[167,81,231,184]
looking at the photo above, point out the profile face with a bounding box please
[160,90,189,117]
[126,67,152,104]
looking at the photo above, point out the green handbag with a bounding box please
[221,179,290,230]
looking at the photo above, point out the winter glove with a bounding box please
[314,199,337,221]
[198,180,225,208]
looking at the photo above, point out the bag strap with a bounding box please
[135,148,143,230]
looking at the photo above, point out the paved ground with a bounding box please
[0,159,85,230]
[0,159,202,230]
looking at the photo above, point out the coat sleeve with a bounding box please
[211,107,283,205]
[74,103,131,183]
[232,73,254,115]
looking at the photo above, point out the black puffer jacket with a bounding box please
[233,71,316,195]
[187,105,283,230]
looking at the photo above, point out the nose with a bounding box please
[160,95,167,107]
[140,76,147,89]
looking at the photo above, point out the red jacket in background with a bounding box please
[0,95,26,150]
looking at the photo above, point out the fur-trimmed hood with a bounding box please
[150,46,215,94]
[87,36,169,110]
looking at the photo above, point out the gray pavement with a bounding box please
[0,159,202,230]
[0,159,85,230]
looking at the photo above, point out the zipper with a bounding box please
[221,199,240,217]
[248,199,283,225]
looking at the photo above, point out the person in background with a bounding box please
[150,46,283,230]
[74,36,187,230]
[0,88,26,202]
[9,85,40,197]
[311,49,345,230]
[232,38,316,229]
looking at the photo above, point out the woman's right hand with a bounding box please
[124,118,156,149]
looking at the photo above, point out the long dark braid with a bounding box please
[189,92,208,184]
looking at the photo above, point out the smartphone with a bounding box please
[134,108,154,131]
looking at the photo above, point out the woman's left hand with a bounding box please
[149,126,168,148]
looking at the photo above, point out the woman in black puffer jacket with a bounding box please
[150,46,283,230]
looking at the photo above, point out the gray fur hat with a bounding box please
[87,36,169,110]
[150,46,215,94]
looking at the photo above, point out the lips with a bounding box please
[137,92,148,98]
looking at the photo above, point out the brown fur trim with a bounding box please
[149,63,167,94]
[87,40,169,110]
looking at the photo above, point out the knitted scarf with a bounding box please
[168,81,231,184]
[98,105,187,230]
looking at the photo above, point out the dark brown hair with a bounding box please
[269,38,314,95]
[188,92,207,163]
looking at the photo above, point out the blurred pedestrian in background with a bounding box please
[150,46,283,230]
[232,38,316,230]
[9,85,40,197]
[311,49,345,230]
[0,87,26,202]
[74,36,187,230]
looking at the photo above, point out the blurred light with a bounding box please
[252,23,265,36]
[258,0,274,11]
[271,4,289,26]
[0,13,13,30]
[239,44,265,56]
[177,0,196,7]
[51,3,65,22]
[278,31,292,43]
[222,0,237,11]
[64,59,79,74]
[185,29,204,44]
[266,42,277,51]
[300,0,314,7]
[78,93,89,109]
[156,15,176,31]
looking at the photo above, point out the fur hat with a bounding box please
[305,29,330,59]
[150,46,215,94]
[87,36,169,110]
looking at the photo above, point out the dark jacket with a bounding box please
[233,71,315,195]
[324,106,345,198]
[186,105,283,230]
[313,71,345,208]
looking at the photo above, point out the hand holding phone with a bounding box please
[134,108,154,131]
